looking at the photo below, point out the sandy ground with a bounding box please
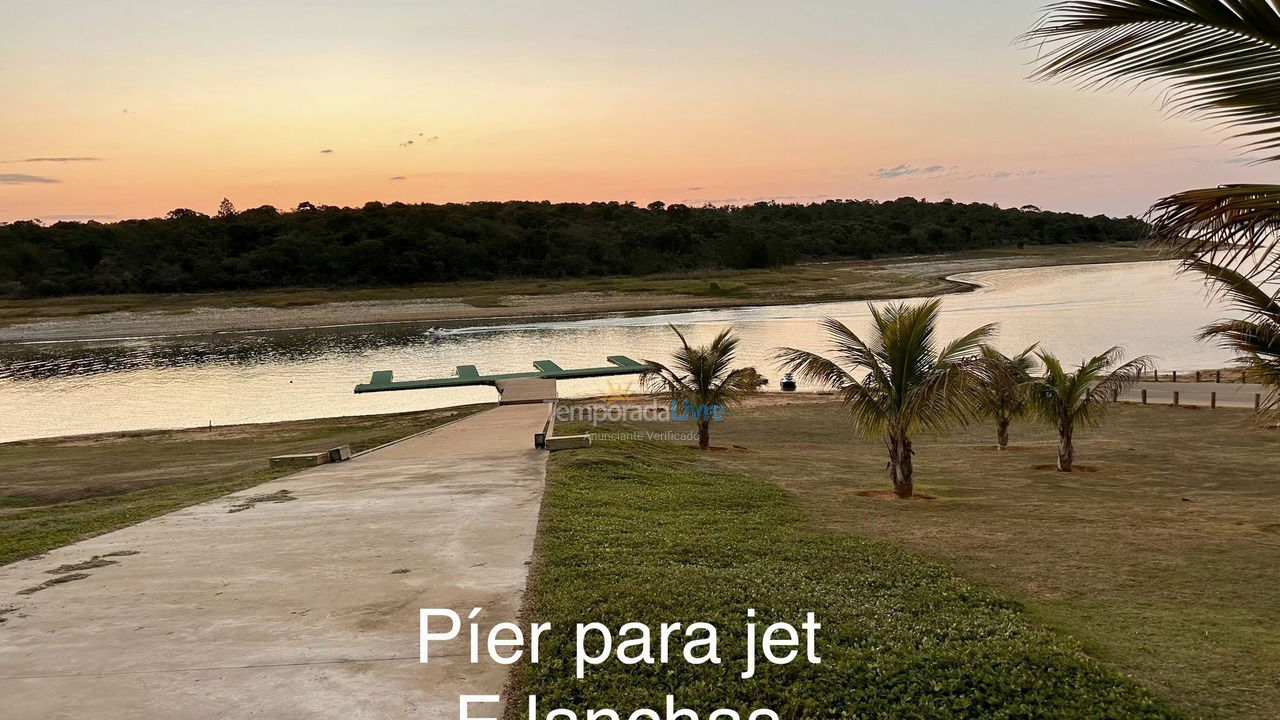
[0,246,1153,344]
[0,403,552,719]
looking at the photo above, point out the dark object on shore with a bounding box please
[780,373,797,392]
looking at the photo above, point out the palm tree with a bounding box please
[1023,2,1280,284]
[1025,2,1280,429]
[1027,348,1153,472]
[643,326,760,450]
[977,344,1039,450]
[1189,258,1280,415]
[774,300,996,498]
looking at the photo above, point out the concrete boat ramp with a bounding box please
[0,401,556,719]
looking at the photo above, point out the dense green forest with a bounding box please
[0,198,1146,298]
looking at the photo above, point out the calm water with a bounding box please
[0,261,1239,443]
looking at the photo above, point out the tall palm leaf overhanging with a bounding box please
[1023,1,1280,409]
[642,325,761,450]
[1188,258,1280,413]
[774,300,996,499]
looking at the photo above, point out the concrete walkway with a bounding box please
[1120,381,1269,409]
[0,403,553,719]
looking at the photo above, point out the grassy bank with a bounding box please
[513,433,1176,718]
[612,399,1278,719]
[0,243,1153,335]
[0,405,488,565]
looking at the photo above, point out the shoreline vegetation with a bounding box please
[0,243,1154,343]
[0,198,1148,302]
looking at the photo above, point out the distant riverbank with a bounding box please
[0,244,1153,344]
[0,259,1236,443]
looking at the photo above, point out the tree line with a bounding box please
[0,197,1146,299]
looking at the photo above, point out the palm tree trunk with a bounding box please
[1057,421,1074,472]
[887,434,914,498]
[697,421,710,450]
[997,418,1011,449]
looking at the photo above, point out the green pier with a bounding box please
[354,356,648,394]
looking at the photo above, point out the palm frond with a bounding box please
[1150,186,1280,283]
[1185,256,1280,315]
[1201,317,1280,357]
[773,346,858,390]
[776,301,997,439]
[905,358,989,434]
[1192,261,1280,399]
[820,316,893,389]
[1082,355,1155,425]
[711,367,765,410]
[977,344,1040,419]
[841,381,896,439]
[1027,349,1082,422]
[644,325,756,409]
[1024,1,1280,161]
[1010,344,1042,376]
[1029,346,1150,428]
[937,323,1000,364]
[1200,318,1280,379]
[640,360,691,396]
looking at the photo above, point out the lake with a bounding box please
[0,261,1239,443]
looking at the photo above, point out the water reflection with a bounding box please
[0,325,451,382]
[0,261,1236,443]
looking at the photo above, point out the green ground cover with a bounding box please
[511,433,1177,719]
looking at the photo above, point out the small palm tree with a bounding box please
[1190,258,1280,416]
[643,326,760,450]
[774,300,996,498]
[1028,348,1153,472]
[977,344,1039,450]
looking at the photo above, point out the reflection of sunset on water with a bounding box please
[0,262,1235,442]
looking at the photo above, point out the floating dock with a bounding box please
[354,356,648,394]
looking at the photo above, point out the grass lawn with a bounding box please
[512,433,1177,718]
[0,405,489,565]
[608,399,1278,719]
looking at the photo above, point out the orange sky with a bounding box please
[2,1,1272,223]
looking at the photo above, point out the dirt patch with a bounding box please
[853,491,938,501]
[17,572,90,596]
[47,556,118,574]
[227,489,296,513]
[0,604,16,624]
[101,550,140,558]
[1032,464,1101,473]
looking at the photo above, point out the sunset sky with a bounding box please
[2,0,1272,224]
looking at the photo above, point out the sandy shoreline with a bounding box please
[0,245,1154,344]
